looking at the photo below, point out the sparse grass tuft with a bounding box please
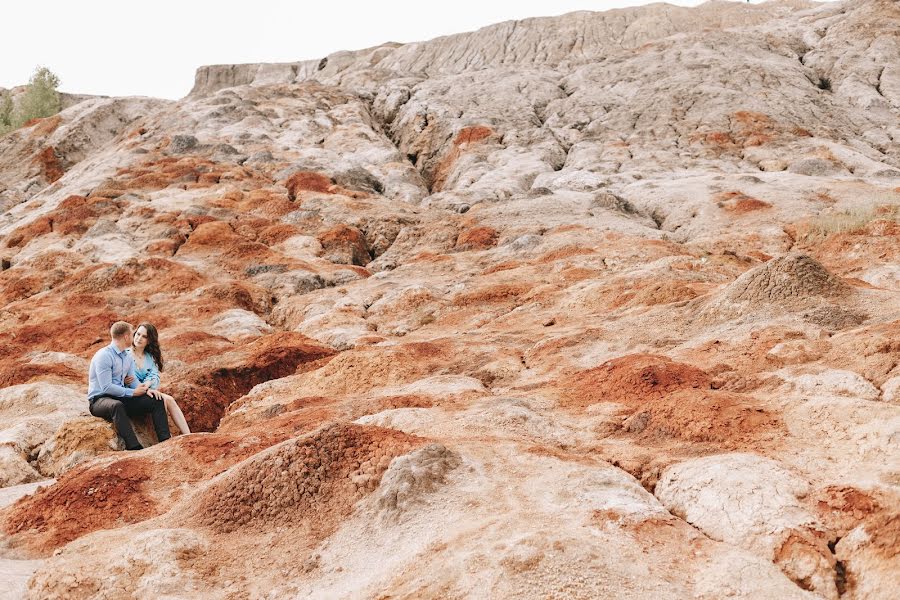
[806,204,900,237]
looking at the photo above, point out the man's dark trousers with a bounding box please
[89,394,171,450]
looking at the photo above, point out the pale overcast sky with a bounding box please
[2,0,783,100]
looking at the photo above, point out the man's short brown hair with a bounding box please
[110,321,133,339]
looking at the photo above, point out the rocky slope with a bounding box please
[0,0,898,598]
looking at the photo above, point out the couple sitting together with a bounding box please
[87,321,191,450]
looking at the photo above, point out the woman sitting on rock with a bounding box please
[128,322,191,435]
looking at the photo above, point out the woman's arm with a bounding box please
[146,354,161,390]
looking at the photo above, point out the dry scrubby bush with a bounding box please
[0,66,61,136]
[806,204,900,237]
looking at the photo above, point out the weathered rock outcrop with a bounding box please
[0,0,898,598]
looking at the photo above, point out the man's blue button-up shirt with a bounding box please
[87,342,139,400]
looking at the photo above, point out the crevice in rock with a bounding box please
[875,67,885,99]
[828,538,848,596]
[359,90,428,184]
[547,129,572,172]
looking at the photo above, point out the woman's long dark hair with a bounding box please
[135,322,164,372]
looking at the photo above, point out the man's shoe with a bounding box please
[125,445,144,451]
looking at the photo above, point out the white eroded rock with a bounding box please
[778,368,881,400]
[376,443,462,517]
[26,528,212,599]
[834,524,900,600]
[210,308,273,342]
[375,375,486,398]
[656,453,816,551]
[656,453,837,599]
[0,383,88,484]
[0,445,41,488]
[880,375,900,403]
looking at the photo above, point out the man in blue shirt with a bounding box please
[87,321,171,450]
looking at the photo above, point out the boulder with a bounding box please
[35,417,120,478]
[656,453,837,599]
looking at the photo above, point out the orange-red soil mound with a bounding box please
[452,282,531,306]
[4,195,120,248]
[195,423,422,534]
[561,353,712,409]
[0,307,119,366]
[814,486,883,532]
[93,156,268,195]
[285,171,334,199]
[60,257,207,295]
[609,279,707,309]
[620,389,783,448]
[456,226,499,250]
[3,457,157,551]
[714,191,772,214]
[454,126,494,146]
[812,485,900,557]
[318,224,371,265]
[1,413,342,554]
[0,361,83,387]
[34,146,65,183]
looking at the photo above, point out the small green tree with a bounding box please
[0,91,13,135]
[12,66,61,127]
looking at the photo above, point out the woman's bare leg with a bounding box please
[162,393,191,435]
